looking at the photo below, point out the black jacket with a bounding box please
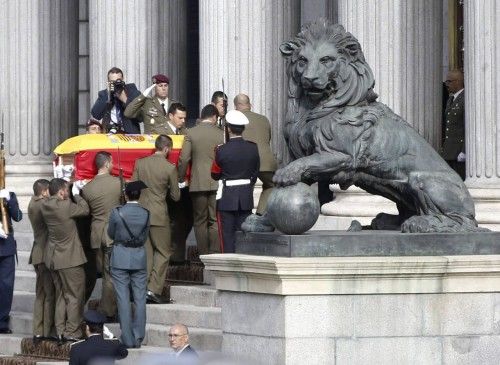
[91,83,142,134]
[68,334,128,365]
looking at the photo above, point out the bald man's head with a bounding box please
[169,323,190,351]
[234,93,251,111]
[445,69,464,93]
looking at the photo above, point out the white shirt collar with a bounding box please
[167,121,177,134]
[453,88,464,99]
[158,97,168,106]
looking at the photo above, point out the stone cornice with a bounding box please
[201,254,500,295]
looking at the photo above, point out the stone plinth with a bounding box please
[236,230,500,257]
[202,252,500,365]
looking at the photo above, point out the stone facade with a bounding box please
[203,253,500,365]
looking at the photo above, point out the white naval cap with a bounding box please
[225,110,249,126]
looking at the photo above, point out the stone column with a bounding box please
[199,0,301,165]
[0,0,79,206]
[463,0,500,230]
[337,0,443,148]
[88,0,187,108]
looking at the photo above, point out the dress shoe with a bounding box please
[56,335,65,346]
[0,328,12,334]
[33,335,43,344]
[146,290,162,304]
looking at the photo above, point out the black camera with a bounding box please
[110,79,126,94]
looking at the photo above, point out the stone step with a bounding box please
[12,291,35,313]
[13,219,35,234]
[116,346,170,365]
[10,311,33,335]
[14,271,36,293]
[146,304,221,330]
[15,232,34,252]
[170,285,217,307]
[0,334,24,356]
[17,251,34,272]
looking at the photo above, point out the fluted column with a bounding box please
[89,0,187,106]
[337,0,443,148]
[199,0,301,165]
[462,0,500,230]
[0,0,78,205]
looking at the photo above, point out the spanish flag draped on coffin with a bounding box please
[53,134,186,180]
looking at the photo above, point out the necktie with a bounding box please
[176,129,180,135]
[161,103,167,115]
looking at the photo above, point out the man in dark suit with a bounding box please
[168,323,198,360]
[108,180,149,349]
[132,135,180,303]
[211,91,228,130]
[440,69,465,180]
[124,74,180,135]
[211,110,260,253]
[69,310,128,365]
[81,151,122,320]
[42,178,90,341]
[178,104,223,255]
[28,179,55,341]
[0,188,23,334]
[91,66,141,134]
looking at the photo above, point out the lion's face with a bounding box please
[280,21,376,107]
[293,41,342,102]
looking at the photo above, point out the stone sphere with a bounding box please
[266,182,320,235]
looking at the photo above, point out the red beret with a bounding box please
[152,74,169,84]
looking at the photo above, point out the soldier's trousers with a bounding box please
[218,210,252,253]
[168,187,193,262]
[96,246,117,317]
[256,171,275,215]
[191,191,220,255]
[145,225,172,295]
[33,263,55,337]
[0,254,15,330]
[52,265,85,338]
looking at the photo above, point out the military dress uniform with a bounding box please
[178,120,224,255]
[211,134,260,253]
[124,94,179,134]
[0,192,22,333]
[132,153,180,297]
[69,310,128,365]
[42,194,90,339]
[108,182,149,348]
[81,172,122,318]
[241,110,278,214]
[440,90,465,180]
[28,195,55,338]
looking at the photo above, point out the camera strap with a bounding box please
[117,207,149,244]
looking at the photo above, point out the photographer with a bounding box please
[91,67,141,134]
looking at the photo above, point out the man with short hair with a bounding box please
[124,74,178,134]
[132,135,180,303]
[108,180,149,349]
[440,69,465,180]
[42,178,90,341]
[0,188,23,334]
[91,67,141,134]
[234,93,278,214]
[81,151,122,320]
[68,310,128,365]
[178,104,223,255]
[211,91,228,129]
[28,179,55,341]
[211,110,260,253]
[168,323,198,360]
[86,118,103,134]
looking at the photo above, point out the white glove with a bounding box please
[0,222,7,239]
[178,182,187,189]
[0,189,10,201]
[143,84,156,97]
[103,325,115,339]
[74,180,87,189]
[457,152,466,162]
[71,183,82,196]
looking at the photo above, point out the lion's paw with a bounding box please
[273,163,304,186]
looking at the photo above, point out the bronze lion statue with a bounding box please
[251,19,484,233]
